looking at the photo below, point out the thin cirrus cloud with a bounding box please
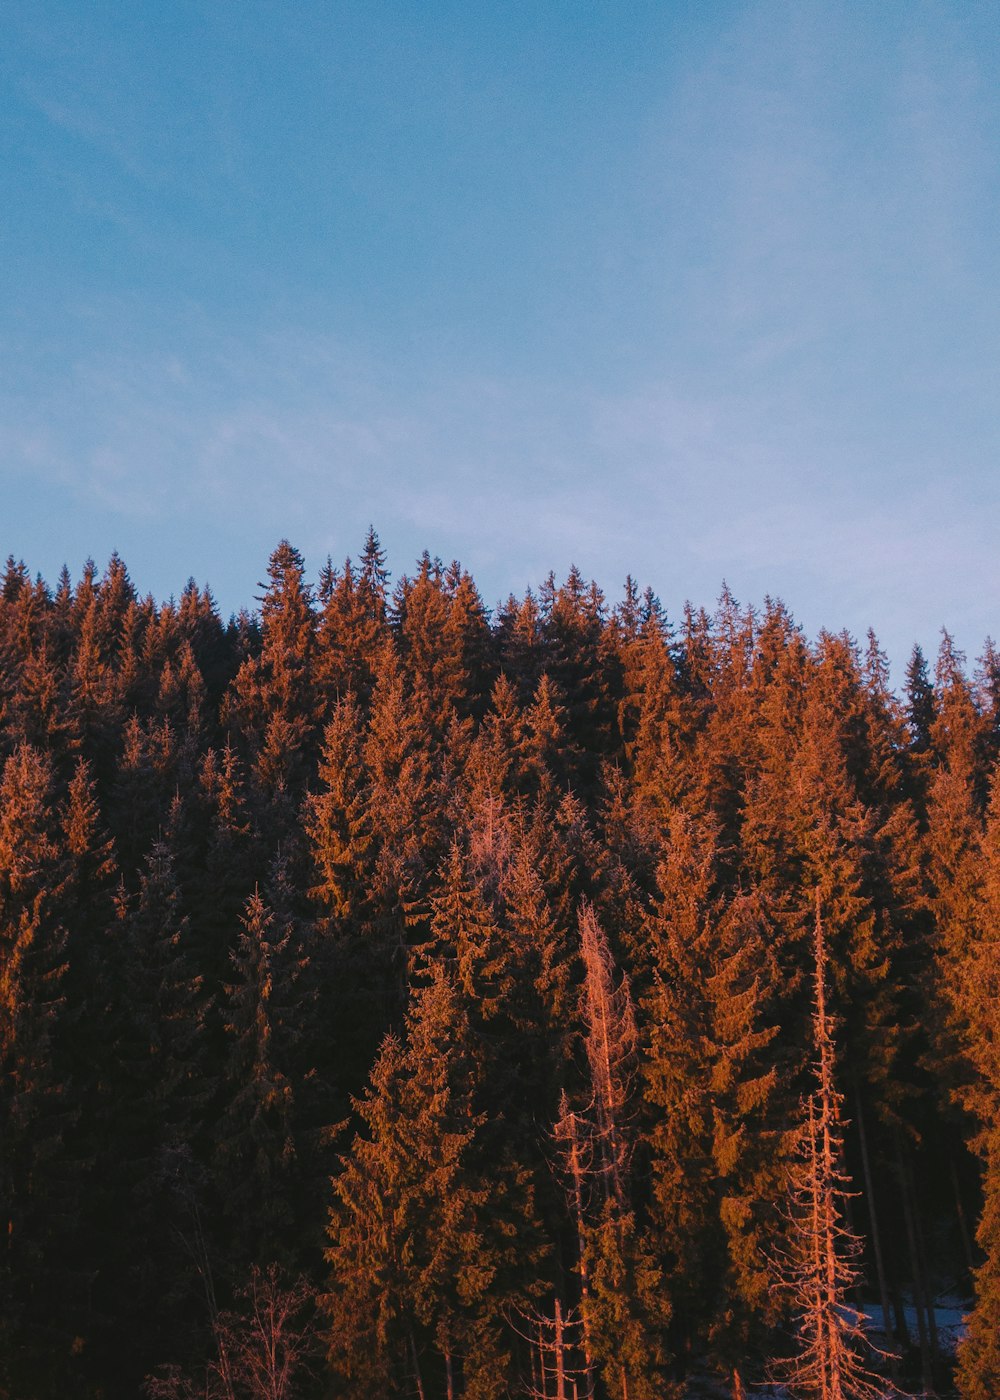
[1,323,635,594]
[3,315,996,681]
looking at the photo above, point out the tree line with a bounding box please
[1,534,998,1399]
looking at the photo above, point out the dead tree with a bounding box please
[510,1298,594,1400]
[577,902,640,1400]
[553,1092,597,1393]
[579,902,636,1212]
[145,1264,317,1400]
[771,896,892,1400]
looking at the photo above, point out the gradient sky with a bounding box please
[2,1,999,674]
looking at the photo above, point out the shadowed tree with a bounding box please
[0,746,78,1395]
[145,1264,318,1400]
[953,770,1000,1399]
[326,967,542,1400]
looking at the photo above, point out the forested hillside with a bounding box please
[1,536,998,1400]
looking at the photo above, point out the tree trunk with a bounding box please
[895,1138,933,1396]
[906,1150,940,1362]
[889,1267,910,1350]
[854,1081,897,1378]
[408,1328,427,1400]
[554,1296,567,1400]
[950,1153,976,1287]
[564,1107,595,1390]
[532,1319,545,1399]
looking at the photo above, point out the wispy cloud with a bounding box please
[2,307,996,673]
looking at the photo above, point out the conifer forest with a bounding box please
[4,534,1000,1400]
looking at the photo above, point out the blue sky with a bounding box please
[2,1,998,674]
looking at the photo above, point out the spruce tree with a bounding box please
[223,541,318,803]
[107,831,216,1383]
[953,771,1000,1398]
[314,552,387,711]
[214,892,297,1265]
[642,813,783,1394]
[0,745,79,1395]
[326,968,542,1399]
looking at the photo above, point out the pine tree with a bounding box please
[359,525,391,619]
[223,541,318,802]
[495,589,544,705]
[953,771,1000,1399]
[428,839,511,1023]
[570,903,667,1399]
[0,745,79,1395]
[304,689,403,1110]
[215,890,299,1272]
[67,562,125,775]
[617,603,688,853]
[3,540,999,1399]
[104,830,217,1383]
[393,552,458,734]
[521,673,580,805]
[457,672,524,878]
[305,695,372,925]
[363,640,440,958]
[190,740,262,1000]
[314,534,391,715]
[641,813,783,1394]
[925,638,989,1104]
[177,578,231,707]
[326,968,541,1399]
[539,568,619,787]
[905,645,936,757]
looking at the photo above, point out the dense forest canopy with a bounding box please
[1,535,999,1400]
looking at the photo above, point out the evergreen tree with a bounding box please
[953,771,1000,1399]
[326,968,542,1399]
[315,543,389,713]
[904,644,936,757]
[0,746,80,1395]
[567,903,667,1399]
[495,589,545,704]
[215,891,299,1272]
[0,540,995,1399]
[223,541,318,803]
[104,831,217,1385]
[642,813,784,1394]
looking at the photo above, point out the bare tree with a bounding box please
[579,902,636,1208]
[553,1091,596,1392]
[146,1264,317,1400]
[576,903,648,1400]
[509,1297,593,1400]
[771,896,892,1400]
